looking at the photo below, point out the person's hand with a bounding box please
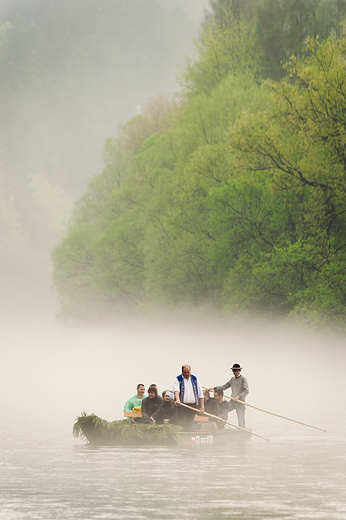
[199,407,205,413]
[176,399,181,405]
[150,417,156,424]
[208,387,214,392]
[233,397,239,401]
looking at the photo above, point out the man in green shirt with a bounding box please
[123,383,147,412]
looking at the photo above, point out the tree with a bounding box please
[52,94,182,319]
[227,35,346,324]
[52,7,346,328]
[179,11,262,96]
[208,0,346,79]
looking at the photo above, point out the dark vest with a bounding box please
[177,374,199,406]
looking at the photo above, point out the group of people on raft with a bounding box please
[123,363,249,431]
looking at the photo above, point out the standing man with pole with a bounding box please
[173,364,204,431]
[209,363,249,429]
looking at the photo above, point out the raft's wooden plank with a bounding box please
[194,416,209,422]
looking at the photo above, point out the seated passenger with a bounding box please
[123,383,147,413]
[192,389,219,431]
[158,391,177,424]
[204,389,219,418]
[140,385,163,424]
[213,388,230,429]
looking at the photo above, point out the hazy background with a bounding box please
[2,316,345,439]
[0,0,210,323]
[1,6,345,519]
[0,1,345,440]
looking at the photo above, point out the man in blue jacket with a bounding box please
[173,364,204,431]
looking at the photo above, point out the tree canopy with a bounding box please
[52,1,346,328]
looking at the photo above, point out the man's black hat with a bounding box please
[231,363,242,370]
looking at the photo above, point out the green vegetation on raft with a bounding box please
[73,412,183,444]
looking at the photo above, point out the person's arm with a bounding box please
[212,400,219,417]
[214,379,232,392]
[151,398,163,422]
[172,378,181,404]
[218,405,228,422]
[165,407,177,424]
[239,377,249,401]
[141,398,149,419]
[123,397,134,412]
[196,377,204,411]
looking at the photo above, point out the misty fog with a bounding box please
[2,315,345,441]
[0,0,210,325]
[1,1,345,441]
[1,4,346,519]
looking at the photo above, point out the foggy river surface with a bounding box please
[1,318,346,519]
[1,415,345,520]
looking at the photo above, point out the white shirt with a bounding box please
[172,375,204,404]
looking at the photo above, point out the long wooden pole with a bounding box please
[178,402,270,441]
[203,386,326,433]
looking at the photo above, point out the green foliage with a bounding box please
[209,0,346,79]
[52,94,183,320]
[52,6,346,328]
[73,412,182,445]
[226,35,346,324]
[180,11,262,96]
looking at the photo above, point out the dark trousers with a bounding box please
[176,403,198,431]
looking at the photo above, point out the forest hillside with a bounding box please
[48,0,346,327]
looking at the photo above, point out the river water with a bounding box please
[0,411,345,520]
[1,319,346,519]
